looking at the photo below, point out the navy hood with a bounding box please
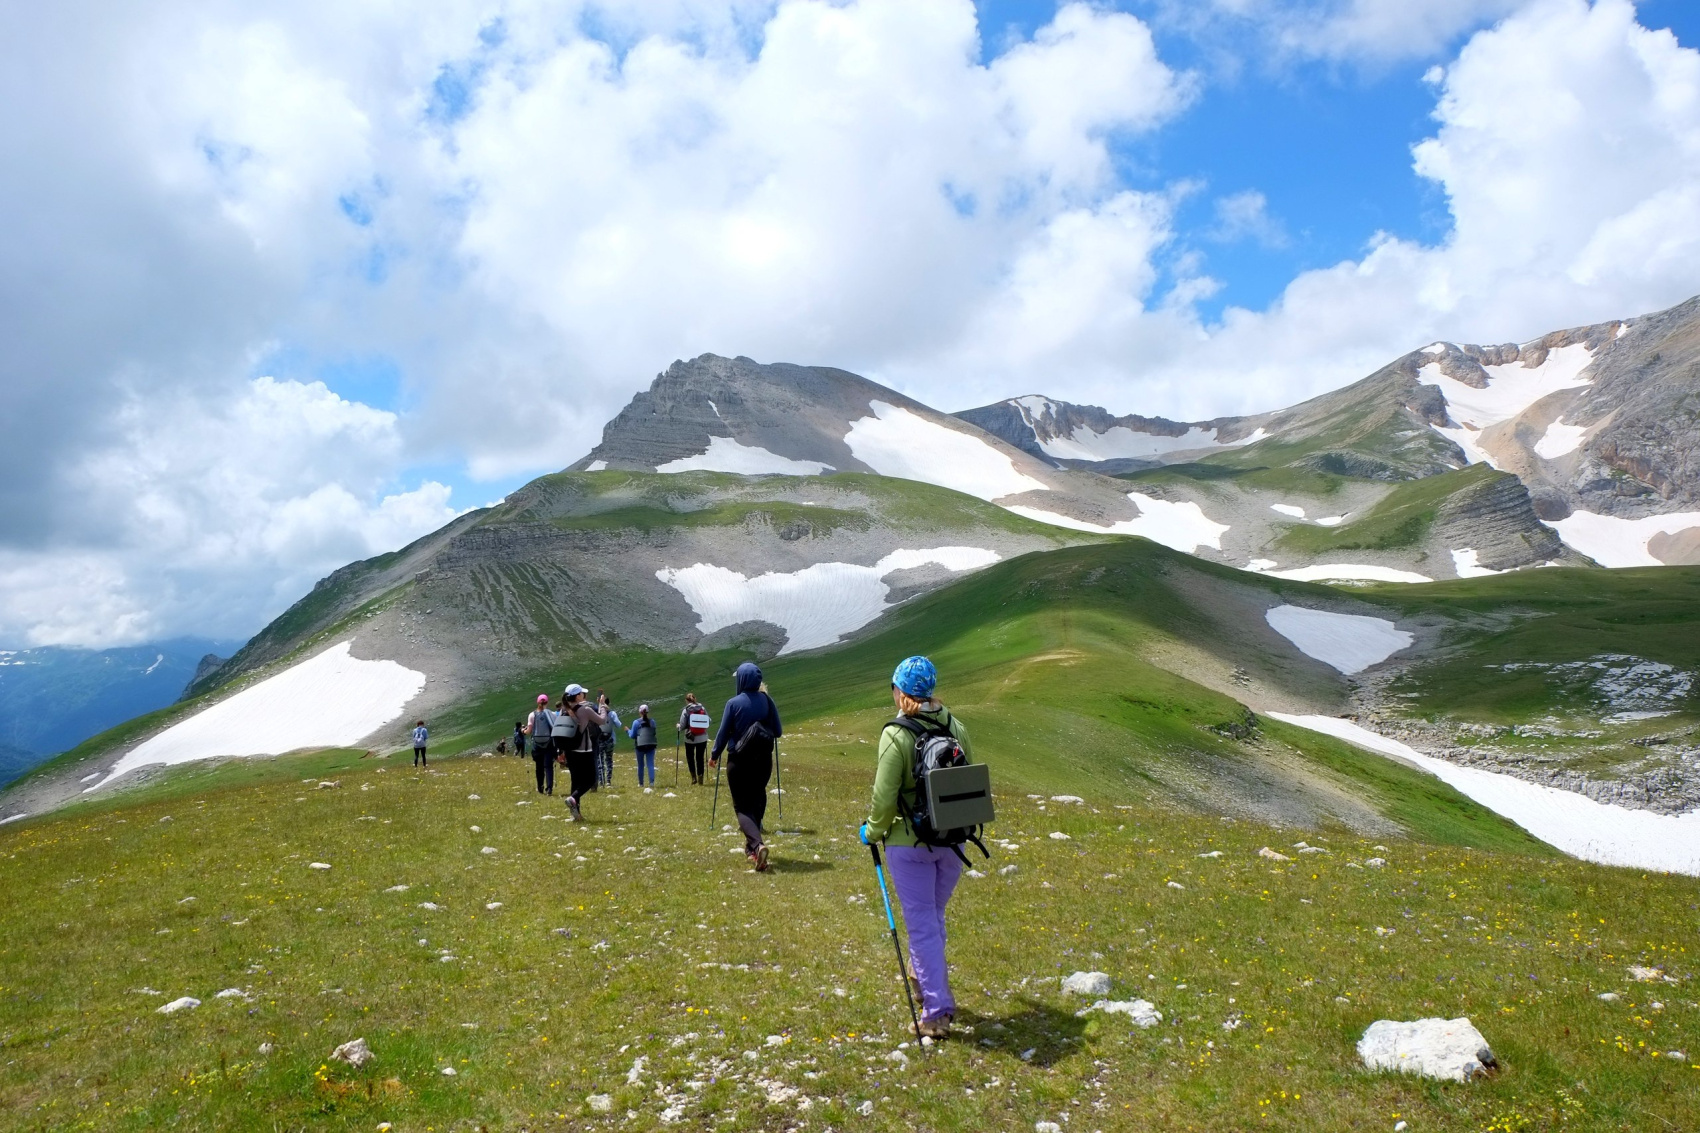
[734,661,763,694]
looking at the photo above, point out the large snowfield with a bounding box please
[1270,713,1700,876]
[1264,605,1413,674]
[1419,344,1596,470]
[656,546,1001,654]
[655,435,833,476]
[91,642,426,790]
[1248,562,1434,584]
[844,401,1047,501]
[1012,397,1268,462]
[1006,493,1229,554]
[1548,509,1700,568]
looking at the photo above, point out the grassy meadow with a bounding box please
[4,543,1698,1130]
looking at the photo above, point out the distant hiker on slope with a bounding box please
[859,655,976,1040]
[629,704,659,787]
[527,696,555,795]
[412,720,429,767]
[678,693,711,785]
[562,684,608,821]
[511,720,527,759]
[597,690,621,788]
[711,662,782,872]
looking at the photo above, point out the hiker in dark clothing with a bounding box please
[512,721,527,759]
[562,684,608,821]
[678,693,711,785]
[710,662,782,871]
[527,695,555,795]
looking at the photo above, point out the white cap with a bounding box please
[564,683,586,697]
[639,703,649,713]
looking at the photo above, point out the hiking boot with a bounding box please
[917,1014,952,1040]
[905,968,923,1006]
[754,844,770,872]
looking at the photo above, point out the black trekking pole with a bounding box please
[674,729,681,789]
[869,840,924,1047]
[774,741,783,820]
[709,759,722,830]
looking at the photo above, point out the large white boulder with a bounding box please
[1358,1017,1497,1081]
[1061,971,1112,997]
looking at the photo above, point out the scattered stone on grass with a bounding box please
[331,1037,373,1068]
[1048,832,1070,840]
[1167,881,1186,890]
[157,997,200,1014]
[1000,864,1018,875]
[486,902,502,910]
[857,1100,874,1115]
[1374,926,1396,937]
[1050,796,1084,804]
[308,862,331,870]
[384,884,409,893]
[440,1066,456,1076]
[1357,1017,1497,1081]
[214,988,252,1001]
[418,902,442,911]
[481,846,497,855]
[1598,992,1620,1001]
[1198,851,1222,858]
[1258,847,1290,862]
[1077,999,1161,1026]
[1062,971,1112,997]
[587,1094,613,1113]
[1365,857,1387,868]
[1037,1122,1062,1133]
[1629,965,1673,982]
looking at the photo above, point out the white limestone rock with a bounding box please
[1358,1017,1497,1081]
[331,1037,374,1068]
[1061,971,1112,997]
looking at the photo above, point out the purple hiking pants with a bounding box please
[886,844,962,1022]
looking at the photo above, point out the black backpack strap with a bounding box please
[966,827,991,859]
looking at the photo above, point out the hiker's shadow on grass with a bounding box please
[767,858,834,874]
[957,999,1087,1068]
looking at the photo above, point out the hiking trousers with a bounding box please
[532,744,554,794]
[726,753,771,854]
[635,746,656,785]
[887,845,962,1022]
[413,745,427,767]
[684,741,706,782]
[567,749,597,803]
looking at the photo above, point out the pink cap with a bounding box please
[537,694,549,704]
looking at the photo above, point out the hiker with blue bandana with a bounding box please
[860,655,977,1040]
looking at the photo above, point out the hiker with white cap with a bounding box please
[559,684,607,821]
[526,695,556,795]
[627,704,659,787]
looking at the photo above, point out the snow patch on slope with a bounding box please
[1450,549,1503,578]
[1005,493,1228,553]
[656,435,833,476]
[1533,419,1588,459]
[1247,562,1433,584]
[1549,510,1700,568]
[1269,713,1700,876]
[657,547,1001,654]
[1420,344,1596,467]
[846,402,1045,501]
[1264,606,1413,674]
[92,642,425,790]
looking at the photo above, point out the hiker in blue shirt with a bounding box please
[412,720,428,767]
[628,704,659,787]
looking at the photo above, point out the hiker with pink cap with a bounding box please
[526,694,556,795]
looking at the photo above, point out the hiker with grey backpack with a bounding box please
[859,655,993,1042]
[710,662,782,872]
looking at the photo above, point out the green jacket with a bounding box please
[864,705,971,847]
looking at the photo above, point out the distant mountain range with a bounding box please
[0,639,242,785]
[10,293,1699,821]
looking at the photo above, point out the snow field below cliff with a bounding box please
[1548,509,1700,568]
[1264,606,1413,674]
[656,547,1001,654]
[1269,713,1700,875]
[844,401,1047,501]
[655,435,834,476]
[91,642,426,790]
[1246,562,1433,584]
[1419,344,1595,469]
[1005,493,1229,554]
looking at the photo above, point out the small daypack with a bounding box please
[634,719,657,747]
[888,712,993,866]
[730,695,777,765]
[551,708,578,742]
[687,710,711,739]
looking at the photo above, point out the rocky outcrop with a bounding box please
[1432,471,1566,570]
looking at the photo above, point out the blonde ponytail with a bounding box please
[895,690,937,717]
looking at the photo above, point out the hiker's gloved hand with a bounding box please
[858,823,873,845]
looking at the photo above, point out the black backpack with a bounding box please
[729,694,777,766]
[888,712,993,865]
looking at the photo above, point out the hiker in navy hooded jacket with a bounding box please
[710,661,782,871]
